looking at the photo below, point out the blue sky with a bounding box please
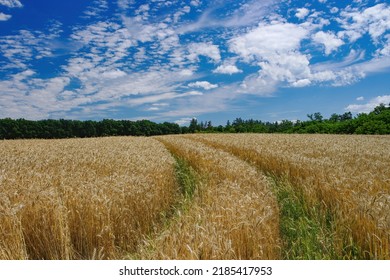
[0,0,389,125]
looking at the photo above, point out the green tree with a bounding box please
[189,118,199,133]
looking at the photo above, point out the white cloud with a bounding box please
[146,102,169,111]
[0,71,77,119]
[146,106,160,111]
[257,52,312,86]
[291,79,311,87]
[127,90,203,107]
[175,117,194,126]
[354,56,390,74]
[135,3,150,20]
[117,0,134,10]
[0,12,11,21]
[185,90,203,96]
[224,0,280,28]
[329,68,366,86]
[137,4,149,13]
[339,3,390,42]
[122,17,159,42]
[345,95,390,113]
[188,81,218,90]
[179,69,194,77]
[173,5,191,23]
[239,73,278,96]
[313,31,344,55]
[83,0,108,18]
[311,50,390,87]
[229,21,313,90]
[178,0,278,34]
[187,42,221,63]
[0,28,61,70]
[190,0,201,7]
[1,0,390,121]
[356,96,364,101]
[296,8,310,20]
[312,49,365,72]
[229,22,309,61]
[100,69,127,79]
[378,34,390,57]
[213,64,242,75]
[0,0,23,8]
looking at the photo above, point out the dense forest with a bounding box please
[0,103,389,139]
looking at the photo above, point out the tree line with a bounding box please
[190,103,390,134]
[0,103,389,139]
[0,119,181,139]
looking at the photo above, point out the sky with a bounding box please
[0,0,389,125]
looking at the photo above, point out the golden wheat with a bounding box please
[138,135,280,259]
[0,137,177,259]
[186,134,390,259]
[2,134,388,260]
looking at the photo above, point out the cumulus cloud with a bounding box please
[338,3,390,42]
[0,12,11,21]
[229,21,314,90]
[291,79,311,87]
[313,31,344,55]
[296,8,310,19]
[229,22,309,61]
[188,81,218,90]
[187,42,221,63]
[213,64,242,75]
[345,95,390,113]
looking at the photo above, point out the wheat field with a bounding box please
[0,137,177,259]
[185,134,390,259]
[0,134,389,259]
[137,136,280,259]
